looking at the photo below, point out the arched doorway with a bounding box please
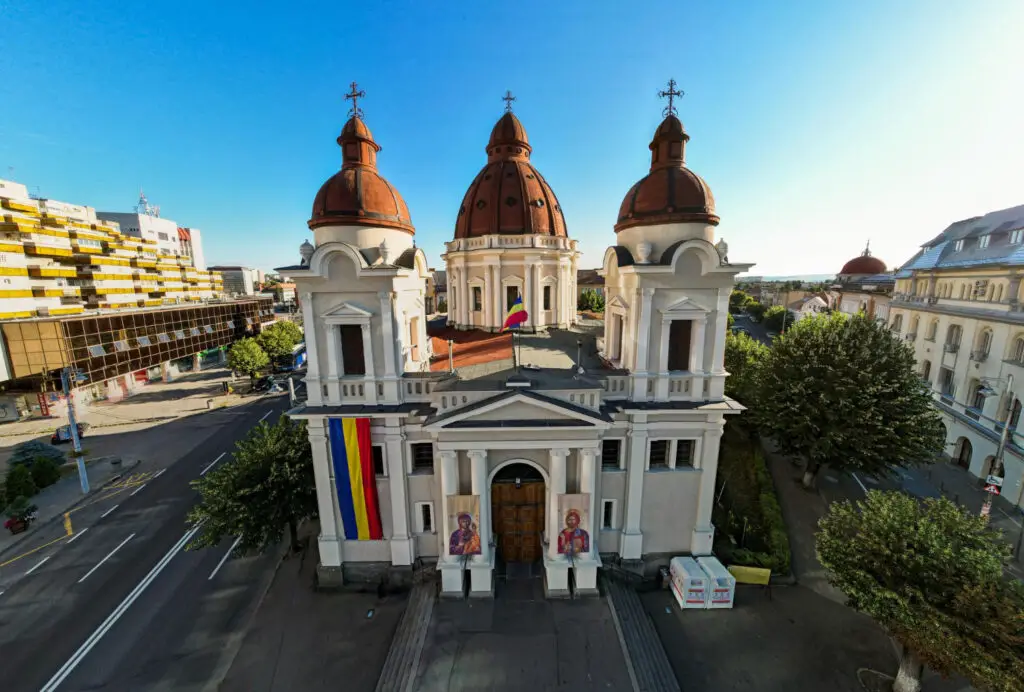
[954,437,972,470]
[490,462,546,565]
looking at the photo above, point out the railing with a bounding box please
[403,377,435,402]
[340,380,367,402]
[666,374,692,398]
[944,343,959,353]
[604,375,630,399]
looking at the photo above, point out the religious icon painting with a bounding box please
[446,494,482,557]
[557,493,591,557]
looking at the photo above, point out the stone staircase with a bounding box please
[374,582,436,692]
[605,577,682,692]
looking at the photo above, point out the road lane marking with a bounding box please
[851,472,869,495]
[200,453,226,477]
[0,534,70,568]
[77,533,136,584]
[208,536,242,580]
[258,409,273,422]
[152,469,166,480]
[129,483,147,497]
[25,556,51,575]
[100,504,119,519]
[42,522,203,692]
[67,528,89,544]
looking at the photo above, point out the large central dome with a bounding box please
[453,112,567,240]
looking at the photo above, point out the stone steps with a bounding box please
[605,577,682,692]
[374,582,436,692]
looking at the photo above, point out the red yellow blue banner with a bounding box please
[502,294,528,331]
[328,418,383,540]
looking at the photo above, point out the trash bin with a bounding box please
[658,565,670,589]
[696,556,736,609]
[669,556,708,609]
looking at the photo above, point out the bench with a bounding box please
[727,565,773,599]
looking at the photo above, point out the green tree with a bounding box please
[761,305,794,333]
[228,337,270,381]
[817,491,1024,692]
[30,456,62,490]
[727,312,735,328]
[437,298,448,313]
[724,330,768,408]
[5,464,37,505]
[756,313,944,487]
[187,416,316,554]
[257,320,304,360]
[746,301,766,322]
[729,289,753,313]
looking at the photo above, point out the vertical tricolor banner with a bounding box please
[328,418,383,540]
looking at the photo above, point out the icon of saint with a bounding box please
[557,509,589,556]
[449,512,481,555]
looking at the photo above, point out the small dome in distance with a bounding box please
[840,242,887,275]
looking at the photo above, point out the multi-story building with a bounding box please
[888,203,1024,509]
[208,266,256,296]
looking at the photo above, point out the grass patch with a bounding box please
[713,421,791,575]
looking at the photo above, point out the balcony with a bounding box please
[943,343,959,353]
[971,350,989,362]
[904,332,917,341]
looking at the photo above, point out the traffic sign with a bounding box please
[984,484,1001,496]
[985,475,1004,487]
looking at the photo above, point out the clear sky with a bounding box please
[1,0,1021,277]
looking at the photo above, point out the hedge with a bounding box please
[712,422,791,575]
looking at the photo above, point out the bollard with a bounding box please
[207,398,214,409]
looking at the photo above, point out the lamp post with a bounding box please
[60,367,90,494]
[979,374,1013,518]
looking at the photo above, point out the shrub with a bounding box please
[9,440,65,468]
[30,456,62,489]
[5,464,37,506]
[437,298,448,313]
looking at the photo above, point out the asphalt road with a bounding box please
[0,393,294,692]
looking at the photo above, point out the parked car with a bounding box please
[253,375,275,392]
[51,422,88,445]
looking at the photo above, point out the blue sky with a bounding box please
[2,0,1021,276]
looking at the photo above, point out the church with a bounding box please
[283,82,752,597]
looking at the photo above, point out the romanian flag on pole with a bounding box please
[328,418,383,540]
[502,295,528,331]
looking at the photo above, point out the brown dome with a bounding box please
[615,114,719,232]
[309,115,414,234]
[840,245,887,275]
[454,112,567,240]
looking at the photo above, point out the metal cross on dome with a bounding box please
[345,81,366,118]
[658,79,684,117]
[502,90,516,113]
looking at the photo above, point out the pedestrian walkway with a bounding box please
[605,577,681,692]
[375,582,435,692]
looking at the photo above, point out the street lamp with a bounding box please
[978,374,1013,517]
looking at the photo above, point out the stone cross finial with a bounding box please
[658,79,684,117]
[345,81,366,118]
[502,90,516,113]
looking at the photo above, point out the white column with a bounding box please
[711,289,730,373]
[468,449,489,561]
[656,317,671,400]
[360,323,377,403]
[620,422,647,559]
[533,262,542,328]
[483,267,492,329]
[324,324,340,403]
[632,287,655,399]
[495,261,504,329]
[460,268,469,327]
[302,292,322,406]
[548,448,569,559]
[309,419,342,566]
[690,317,707,373]
[691,426,724,555]
[439,450,459,560]
[523,258,533,330]
[579,448,598,560]
[386,426,413,565]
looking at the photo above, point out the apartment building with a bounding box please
[888,203,1024,509]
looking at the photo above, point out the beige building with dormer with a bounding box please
[888,203,1024,508]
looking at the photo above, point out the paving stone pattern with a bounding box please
[605,578,681,692]
[376,582,436,692]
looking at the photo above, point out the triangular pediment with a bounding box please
[607,295,629,311]
[660,296,708,316]
[321,302,374,321]
[424,390,610,431]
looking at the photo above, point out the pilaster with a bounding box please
[309,419,342,567]
[621,422,647,559]
[545,447,571,597]
[468,449,493,597]
[437,449,464,597]
[302,292,322,406]
[386,424,413,565]
[378,291,399,401]
[632,287,655,399]
[691,425,724,555]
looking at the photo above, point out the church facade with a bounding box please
[283,86,751,597]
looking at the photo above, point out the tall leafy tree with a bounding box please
[756,312,943,487]
[187,416,316,554]
[257,320,304,360]
[817,491,1024,692]
[761,305,795,333]
[227,337,270,381]
[746,301,766,321]
[729,289,753,313]
[724,330,768,409]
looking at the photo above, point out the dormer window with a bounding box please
[954,239,964,252]
[1011,229,1024,245]
[978,234,990,249]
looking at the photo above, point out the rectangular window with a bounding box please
[113,340,130,352]
[978,234,990,249]
[174,330,185,339]
[339,324,366,375]
[954,239,964,251]
[87,344,107,357]
[506,285,519,310]
[667,320,692,371]
[372,445,386,477]
[939,367,956,399]
[1012,229,1024,245]
[675,440,695,467]
[648,440,670,469]
[602,499,617,530]
[601,439,622,470]
[136,336,152,347]
[190,327,201,336]
[410,443,434,474]
[472,286,482,312]
[543,285,552,310]
[157,333,170,343]
[204,325,214,334]
[227,320,235,329]
[415,502,434,533]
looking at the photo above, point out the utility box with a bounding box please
[697,556,736,609]
[669,557,708,610]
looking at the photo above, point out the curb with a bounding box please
[0,459,142,562]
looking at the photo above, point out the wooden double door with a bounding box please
[491,481,545,564]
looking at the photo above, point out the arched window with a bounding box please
[920,360,932,381]
[910,316,920,336]
[959,284,967,300]
[891,314,903,332]
[996,284,1004,302]
[945,324,962,350]
[1013,337,1024,363]
[976,329,992,358]
[926,319,939,340]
